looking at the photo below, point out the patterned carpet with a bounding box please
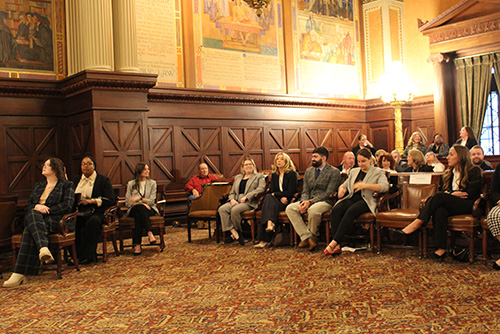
[1,226,500,333]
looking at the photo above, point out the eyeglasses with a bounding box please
[81,162,94,166]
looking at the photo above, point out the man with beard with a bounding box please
[470,145,493,171]
[286,146,341,251]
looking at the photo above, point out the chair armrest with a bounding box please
[59,211,78,236]
[104,205,121,224]
[377,191,400,212]
[472,193,488,218]
[10,216,22,235]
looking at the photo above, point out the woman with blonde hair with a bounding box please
[219,157,266,245]
[402,145,482,260]
[404,149,434,172]
[425,152,445,172]
[254,152,298,248]
[402,131,427,159]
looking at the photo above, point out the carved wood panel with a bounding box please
[224,127,264,176]
[265,127,300,170]
[336,128,362,164]
[100,119,144,187]
[4,123,60,196]
[68,120,93,177]
[302,127,335,168]
[149,125,175,184]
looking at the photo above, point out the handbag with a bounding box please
[449,245,470,262]
[270,228,290,247]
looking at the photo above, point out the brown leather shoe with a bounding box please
[308,237,317,251]
[298,239,309,248]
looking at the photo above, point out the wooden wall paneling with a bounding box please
[148,123,175,186]
[370,121,392,152]
[264,125,301,171]
[225,126,264,177]
[302,127,335,169]
[99,111,146,189]
[3,118,62,198]
[177,124,223,180]
[67,112,93,179]
[335,128,362,164]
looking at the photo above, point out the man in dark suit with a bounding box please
[285,146,341,251]
[391,150,408,172]
[470,145,493,171]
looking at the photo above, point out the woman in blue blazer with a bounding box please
[125,162,159,255]
[254,152,297,248]
[4,158,75,288]
[73,156,116,264]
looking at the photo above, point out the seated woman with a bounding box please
[402,132,427,159]
[374,149,388,165]
[254,152,298,248]
[125,162,159,255]
[218,157,266,246]
[425,152,445,172]
[456,126,478,150]
[73,156,116,264]
[428,133,450,157]
[324,148,389,256]
[486,163,500,270]
[3,158,75,288]
[404,149,434,172]
[402,145,482,260]
[377,153,396,173]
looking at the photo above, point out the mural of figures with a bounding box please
[0,1,54,71]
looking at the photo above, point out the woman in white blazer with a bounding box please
[125,162,159,255]
[324,148,389,256]
[218,157,266,245]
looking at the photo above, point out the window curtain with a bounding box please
[493,53,500,95]
[454,54,493,139]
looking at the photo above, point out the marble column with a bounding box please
[66,0,114,75]
[112,0,139,73]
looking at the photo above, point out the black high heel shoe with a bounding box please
[431,252,446,262]
[395,228,419,236]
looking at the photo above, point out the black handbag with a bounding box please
[270,228,290,247]
[449,246,470,262]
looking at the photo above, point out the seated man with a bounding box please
[470,145,493,171]
[337,151,355,174]
[185,163,219,201]
[285,146,341,251]
[391,150,408,172]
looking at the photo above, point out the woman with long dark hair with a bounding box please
[125,162,159,255]
[456,126,478,150]
[402,144,482,260]
[254,152,298,248]
[323,148,389,256]
[3,158,75,287]
[72,156,116,264]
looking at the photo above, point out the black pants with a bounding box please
[418,192,473,250]
[75,213,103,261]
[330,197,370,244]
[257,194,287,243]
[128,204,155,245]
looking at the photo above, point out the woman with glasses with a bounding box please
[218,157,266,245]
[3,158,75,287]
[72,156,116,264]
[125,162,159,255]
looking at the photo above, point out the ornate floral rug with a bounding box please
[1,226,500,333]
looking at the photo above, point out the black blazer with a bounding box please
[269,171,298,202]
[25,179,75,233]
[442,166,483,203]
[72,173,116,215]
[456,137,478,150]
[490,164,500,204]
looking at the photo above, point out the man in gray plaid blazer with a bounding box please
[286,147,341,251]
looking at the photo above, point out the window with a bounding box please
[480,68,499,155]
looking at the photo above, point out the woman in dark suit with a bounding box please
[254,152,298,248]
[218,157,266,246]
[125,162,159,255]
[3,158,75,288]
[73,156,116,264]
[323,148,389,256]
[402,144,482,260]
[456,126,478,149]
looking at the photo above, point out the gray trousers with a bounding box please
[286,201,332,241]
[218,202,252,232]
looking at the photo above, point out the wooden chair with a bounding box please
[376,183,437,255]
[479,172,495,264]
[0,196,17,250]
[96,205,120,262]
[12,210,80,279]
[424,172,492,263]
[187,183,232,242]
[117,184,166,252]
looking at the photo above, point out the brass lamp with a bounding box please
[379,62,416,153]
[236,0,271,17]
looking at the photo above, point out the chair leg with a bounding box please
[54,246,63,279]
[102,233,108,263]
[482,228,488,265]
[119,230,125,252]
[70,243,80,271]
[469,231,475,263]
[159,225,165,251]
[250,219,255,244]
[208,220,212,239]
[325,221,330,245]
[376,224,382,254]
[187,217,192,243]
[369,222,375,253]
[422,228,428,258]
[111,233,120,256]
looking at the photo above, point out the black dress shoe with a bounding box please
[431,252,446,262]
[236,230,245,246]
[493,262,500,270]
